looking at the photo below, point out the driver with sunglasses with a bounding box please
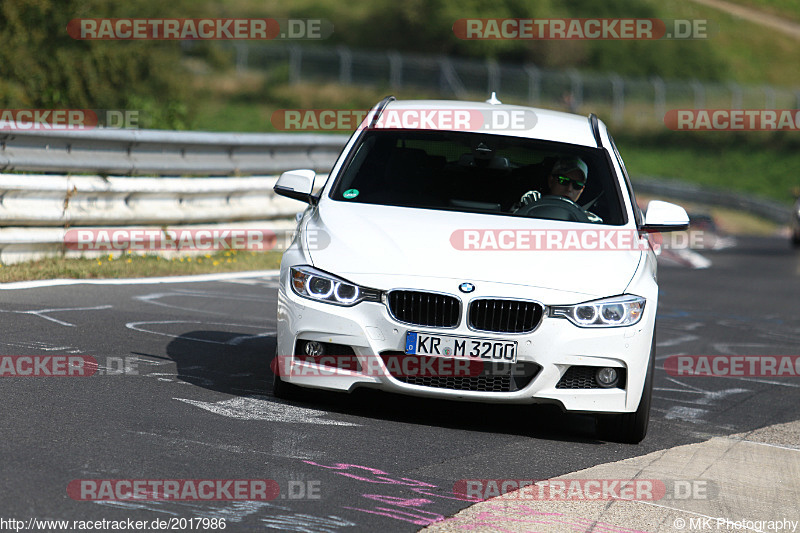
[514,156,602,222]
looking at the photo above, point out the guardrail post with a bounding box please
[762,85,776,109]
[289,45,302,85]
[234,42,248,75]
[337,46,352,85]
[690,79,705,110]
[611,74,625,125]
[487,59,500,95]
[728,82,742,109]
[651,76,665,122]
[438,57,466,98]
[388,51,403,89]
[567,69,583,110]
[524,65,540,105]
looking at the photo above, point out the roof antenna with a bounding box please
[486,92,502,105]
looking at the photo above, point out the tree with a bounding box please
[0,0,194,128]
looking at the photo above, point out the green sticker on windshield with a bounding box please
[343,189,359,199]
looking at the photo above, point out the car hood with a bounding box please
[305,201,643,300]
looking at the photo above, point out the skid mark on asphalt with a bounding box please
[662,406,709,423]
[133,289,273,316]
[126,321,274,345]
[220,277,280,289]
[96,499,357,532]
[129,430,266,455]
[95,500,281,522]
[134,293,229,316]
[0,340,83,353]
[171,288,272,301]
[260,513,357,531]
[655,377,749,406]
[656,334,699,349]
[711,342,778,355]
[652,377,750,427]
[706,375,800,388]
[271,429,326,460]
[128,428,325,461]
[174,395,360,426]
[147,372,215,386]
[0,304,112,327]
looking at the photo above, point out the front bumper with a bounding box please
[276,271,655,414]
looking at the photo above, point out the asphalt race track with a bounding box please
[1,235,799,532]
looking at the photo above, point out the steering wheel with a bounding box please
[516,195,591,223]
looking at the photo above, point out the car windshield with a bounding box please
[330,130,626,225]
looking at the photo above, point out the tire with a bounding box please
[792,230,800,248]
[597,332,655,444]
[271,353,305,401]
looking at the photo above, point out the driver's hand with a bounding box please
[519,190,541,206]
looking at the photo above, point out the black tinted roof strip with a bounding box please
[369,95,397,128]
[589,113,603,148]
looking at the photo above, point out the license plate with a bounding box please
[405,332,517,363]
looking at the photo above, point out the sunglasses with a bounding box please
[554,174,586,190]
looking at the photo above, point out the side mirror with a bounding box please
[274,169,316,204]
[641,200,690,232]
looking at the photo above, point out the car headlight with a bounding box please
[290,266,376,306]
[549,295,645,328]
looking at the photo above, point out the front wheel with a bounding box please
[271,353,306,401]
[596,333,655,444]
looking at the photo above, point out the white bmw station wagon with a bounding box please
[272,96,689,443]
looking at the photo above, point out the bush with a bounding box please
[0,0,195,129]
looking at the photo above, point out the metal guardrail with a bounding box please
[0,129,350,264]
[0,129,349,175]
[0,174,303,226]
[0,172,318,264]
[0,128,791,264]
[633,176,793,225]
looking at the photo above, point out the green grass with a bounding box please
[0,250,282,283]
[723,0,800,22]
[681,1,800,86]
[616,134,800,203]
